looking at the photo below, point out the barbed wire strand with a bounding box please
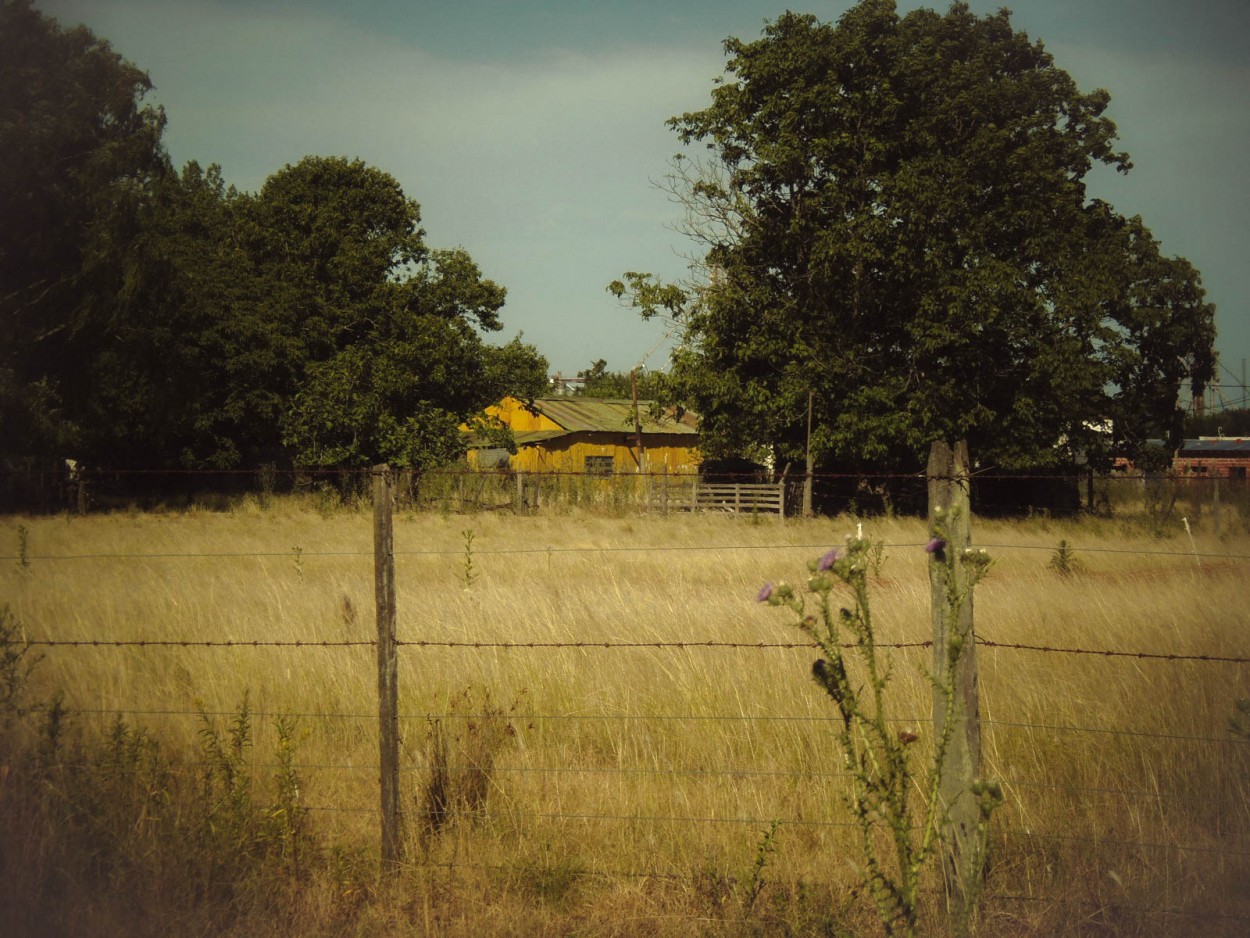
[22,635,1250,665]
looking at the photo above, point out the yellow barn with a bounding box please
[466,396,700,475]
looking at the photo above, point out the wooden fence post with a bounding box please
[1213,473,1222,538]
[803,390,814,518]
[927,441,982,922]
[372,464,402,871]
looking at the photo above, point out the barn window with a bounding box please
[584,456,614,477]
[475,448,511,469]
[1231,466,1247,481]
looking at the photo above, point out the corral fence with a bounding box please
[646,476,785,518]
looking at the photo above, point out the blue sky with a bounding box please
[41,0,1250,405]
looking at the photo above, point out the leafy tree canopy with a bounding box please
[612,0,1216,471]
[265,157,547,470]
[1186,407,1250,440]
[0,0,170,458]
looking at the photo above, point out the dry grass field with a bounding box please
[1,494,1248,936]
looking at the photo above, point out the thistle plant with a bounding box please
[757,527,998,937]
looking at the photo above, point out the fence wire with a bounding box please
[23,635,1250,665]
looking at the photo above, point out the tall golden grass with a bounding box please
[2,495,1248,935]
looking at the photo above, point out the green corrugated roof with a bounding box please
[511,430,569,445]
[525,398,698,435]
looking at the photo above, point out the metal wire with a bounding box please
[25,635,1250,665]
[33,704,1246,746]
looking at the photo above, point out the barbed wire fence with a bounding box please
[5,457,1250,520]
[4,462,1250,926]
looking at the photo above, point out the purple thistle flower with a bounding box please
[925,537,947,555]
[756,582,775,603]
[817,547,842,571]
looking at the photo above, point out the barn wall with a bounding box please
[512,433,700,475]
[482,398,563,433]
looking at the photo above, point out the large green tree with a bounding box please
[0,0,170,460]
[267,157,547,470]
[74,161,257,467]
[614,1,1215,471]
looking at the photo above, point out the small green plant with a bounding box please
[868,539,888,577]
[460,528,478,590]
[516,844,584,904]
[0,606,40,729]
[292,545,304,580]
[195,693,258,864]
[1231,699,1250,740]
[1048,539,1083,576]
[15,524,31,572]
[256,463,278,509]
[312,482,341,517]
[269,713,310,874]
[740,819,782,917]
[757,521,999,937]
[193,692,313,877]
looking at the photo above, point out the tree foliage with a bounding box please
[614,0,1216,470]
[1,4,545,474]
[1186,407,1250,439]
[0,0,170,458]
[571,360,667,399]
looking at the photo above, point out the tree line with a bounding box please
[3,0,1222,488]
[1,0,546,475]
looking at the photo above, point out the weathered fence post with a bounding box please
[927,441,983,924]
[372,464,402,871]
